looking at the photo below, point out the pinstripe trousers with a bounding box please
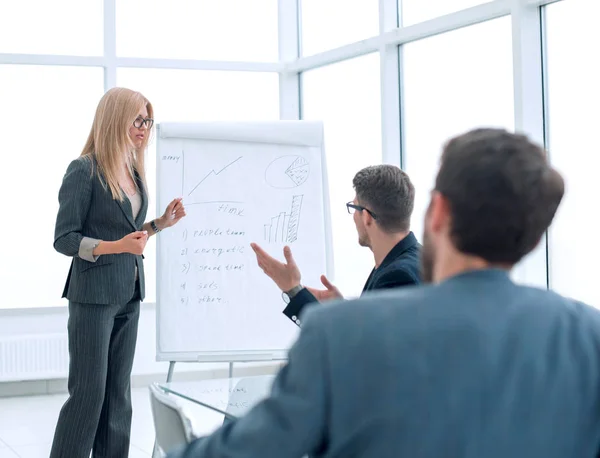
[50,282,141,458]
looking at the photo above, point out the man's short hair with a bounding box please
[435,128,564,265]
[352,164,415,233]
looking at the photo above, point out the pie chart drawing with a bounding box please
[265,155,310,189]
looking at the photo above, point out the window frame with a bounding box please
[0,0,563,310]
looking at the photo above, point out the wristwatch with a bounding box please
[150,219,161,233]
[282,284,303,304]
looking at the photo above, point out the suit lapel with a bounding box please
[134,172,148,228]
[92,156,141,230]
[116,196,138,231]
[135,183,148,227]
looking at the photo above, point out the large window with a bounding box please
[118,70,279,302]
[300,0,379,56]
[545,0,600,306]
[4,0,589,311]
[117,0,278,61]
[402,17,514,244]
[0,65,104,309]
[302,54,381,298]
[0,0,103,55]
[1,2,279,310]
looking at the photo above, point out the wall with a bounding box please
[0,304,282,397]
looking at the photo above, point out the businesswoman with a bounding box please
[50,87,185,458]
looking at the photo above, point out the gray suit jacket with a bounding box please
[54,156,148,305]
[169,269,600,458]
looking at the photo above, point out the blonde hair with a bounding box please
[81,87,154,200]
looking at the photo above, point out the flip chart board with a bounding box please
[156,121,332,362]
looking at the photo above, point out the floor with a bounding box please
[0,386,225,457]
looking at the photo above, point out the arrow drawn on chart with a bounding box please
[187,156,243,197]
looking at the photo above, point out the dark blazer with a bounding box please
[169,269,600,458]
[283,231,420,325]
[54,156,148,305]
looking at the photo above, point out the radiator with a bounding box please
[0,334,69,382]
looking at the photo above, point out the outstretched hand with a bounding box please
[250,243,301,292]
[307,275,343,302]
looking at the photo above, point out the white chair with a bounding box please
[149,383,196,457]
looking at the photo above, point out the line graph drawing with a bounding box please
[264,155,310,189]
[163,149,245,209]
[187,156,243,197]
[264,195,303,243]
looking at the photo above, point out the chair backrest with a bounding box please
[225,375,276,418]
[149,383,196,455]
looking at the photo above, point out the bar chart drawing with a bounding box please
[264,195,304,243]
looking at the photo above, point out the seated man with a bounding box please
[169,128,600,458]
[251,164,421,326]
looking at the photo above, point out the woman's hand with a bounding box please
[116,231,149,255]
[93,231,149,256]
[157,198,186,230]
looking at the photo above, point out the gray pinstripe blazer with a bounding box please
[54,155,148,305]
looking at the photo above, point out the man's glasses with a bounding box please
[346,202,377,220]
[133,116,154,129]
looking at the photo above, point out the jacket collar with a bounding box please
[378,231,418,271]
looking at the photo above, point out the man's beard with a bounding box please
[420,228,434,283]
[358,231,370,248]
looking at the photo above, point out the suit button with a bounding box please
[296,319,301,325]
[292,315,297,321]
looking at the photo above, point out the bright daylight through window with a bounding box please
[402,17,514,243]
[545,0,600,307]
[302,54,382,298]
[0,0,593,312]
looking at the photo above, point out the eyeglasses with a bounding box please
[346,202,377,220]
[133,116,154,129]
